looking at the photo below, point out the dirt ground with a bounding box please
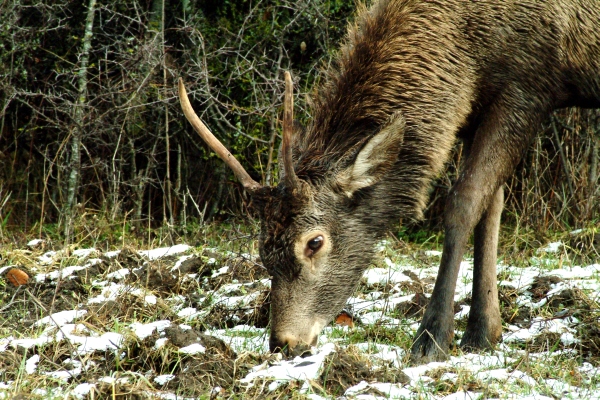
[1,237,599,399]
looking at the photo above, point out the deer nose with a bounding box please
[269,333,315,356]
[269,333,298,353]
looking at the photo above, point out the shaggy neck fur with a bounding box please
[293,0,598,225]
[296,0,476,222]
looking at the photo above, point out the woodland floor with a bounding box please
[0,226,599,399]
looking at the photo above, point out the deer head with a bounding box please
[179,73,404,354]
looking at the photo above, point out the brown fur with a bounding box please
[194,0,600,360]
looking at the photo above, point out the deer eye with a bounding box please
[305,235,324,257]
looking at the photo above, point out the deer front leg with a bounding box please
[410,176,484,362]
[461,186,503,350]
[411,90,544,363]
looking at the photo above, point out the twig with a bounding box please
[551,117,580,215]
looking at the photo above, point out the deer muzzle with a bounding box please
[269,317,327,355]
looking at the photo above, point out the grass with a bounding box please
[1,216,600,399]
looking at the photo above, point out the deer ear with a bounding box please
[336,113,405,196]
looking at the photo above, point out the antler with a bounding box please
[282,71,299,189]
[178,78,262,191]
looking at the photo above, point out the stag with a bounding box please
[180,0,600,362]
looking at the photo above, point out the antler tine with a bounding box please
[178,78,262,191]
[282,71,300,189]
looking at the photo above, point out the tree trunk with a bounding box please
[63,0,97,240]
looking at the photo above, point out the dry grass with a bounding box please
[0,220,599,399]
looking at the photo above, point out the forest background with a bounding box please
[0,0,598,245]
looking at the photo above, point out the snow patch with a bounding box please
[538,241,563,253]
[138,244,191,260]
[154,374,175,385]
[241,343,336,391]
[25,354,39,374]
[27,238,44,247]
[130,320,172,340]
[34,309,87,327]
[179,343,206,354]
[72,383,95,400]
[106,268,130,280]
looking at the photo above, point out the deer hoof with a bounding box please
[410,337,450,364]
[410,309,455,363]
[459,326,502,352]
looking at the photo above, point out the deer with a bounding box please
[179,0,600,362]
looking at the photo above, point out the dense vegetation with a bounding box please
[0,0,598,243]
